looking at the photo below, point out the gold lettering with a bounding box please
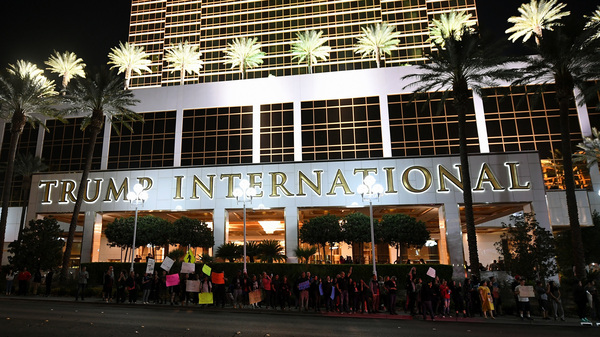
[353,168,378,181]
[327,169,353,195]
[220,173,242,198]
[104,178,129,202]
[298,170,322,196]
[402,166,432,193]
[137,177,153,190]
[248,173,263,197]
[270,172,293,197]
[506,162,531,190]
[438,165,463,192]
[474,163,504,191]
[83,179,103,202]
[59,180,77,203]
[191,175,215,199]
[174,176,184,199]
[383,167,397,193]
[39,180,58,204]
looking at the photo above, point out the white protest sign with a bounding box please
[160,257,174,272]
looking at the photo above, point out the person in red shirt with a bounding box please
[17,267,32,296]
[439,279,451,317]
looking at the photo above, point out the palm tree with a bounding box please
[574,127,600,167]
[45,51,86,94]
[507,3,600,279]
[403,16,516,278]
[108,42,152,89]
[290,30,331,74]
[293,246,317,264]
[585,6,600,40]
[13,153,48,241]
[429,11,476,47]
[0,60,58,265]
[59,69,141,282]
[223,37,266,80]
[506,0,570,46]
[164,41,204,85]
[258,240,286,263]
[353,22,401,68]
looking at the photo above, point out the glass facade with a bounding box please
[43,118,104,172]
[0,123,38,206]
[260,102,295,163]
[128,0,478,87]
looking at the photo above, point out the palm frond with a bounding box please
[290,30,331,73]
[165,41,203,84]
[223,37,266,79]
[506,0,570,45]
[45,51,86,90]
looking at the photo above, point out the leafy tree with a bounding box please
[341,212,375,264]
[223,37,266,79]
[45,50,86,94]
[60,69,141,282]
[403,13,516,277]
[290,30,331,74]
[172,216,214,249]
[13,153,47,240]
[216,242,242,263]
[8,217,64,272]
[294,246,317,264]
[258,240,286,263]
[104,217,134,249]
[298,214,341,262]
[506,2,600,278]
[108,41,152,89]
[164,41,203,85]
[136,215,172,257]
[379,213,430,263]
[495,213,557,281]
[353,22,401,68]
[0,60,59,266]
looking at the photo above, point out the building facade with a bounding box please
[1,1,599,279]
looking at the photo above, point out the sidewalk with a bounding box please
[3,294,598,328]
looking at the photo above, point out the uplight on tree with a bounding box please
[108,42,152,89]
[290,30,331,74]
[165,41,203,85]
[45,51,86,94]
[223,37,266,80]
[429,11,476,48]
[506,0,570,46]
[354,22,401,68]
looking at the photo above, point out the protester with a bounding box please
[17,267,31,296]
[478,280,495,319]
[75,266,89,301]
[514,278,533,320]
[548,280,565,321]
[45,270,53,297]
[5,269,16,295]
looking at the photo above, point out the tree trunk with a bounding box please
[60,111,103,283]
[17,176,32,242]
[454,79,480,278]
[0,113,26,266]
[556,80,586,279]
[376,49,381,68]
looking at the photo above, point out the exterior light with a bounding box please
[358,174,383,278]
[128,183,148,272]
[234,178,259,273]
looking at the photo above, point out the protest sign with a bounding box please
[211,272,225,285]
[146,258,155,274]
[166,274,180,287]
[181,262,195,274]
[186,280,200,292]
[160,257,174,272]
[202,264,211,276]
[198,292,213,304]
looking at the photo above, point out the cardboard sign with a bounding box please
[160,257,174,272]
[249,289,263,304]
[202,264,211,276]
[181,262,195,274]
[146,258,155,274]
[198,292,213,304]
[184,249,196,264]
[186,280,200,292]
[517,285,535,298]
[166,274,180,287]
[211,272,225,285]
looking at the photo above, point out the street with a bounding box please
[0,298,597,337]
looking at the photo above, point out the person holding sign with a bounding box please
[514,278,533,320]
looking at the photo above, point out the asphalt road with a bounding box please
[0,298,597,337]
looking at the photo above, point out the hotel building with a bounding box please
[1,0,599,279]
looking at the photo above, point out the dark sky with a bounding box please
[0,1,596,70]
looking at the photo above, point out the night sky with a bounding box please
[0,1,596,70]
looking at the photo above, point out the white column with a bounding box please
[213,208,226,251]
[442,202,466,280]
[253,104,261,163]
[293,101,302,162]
[472,92,490,153]
[285,206,299,263]
[573,87,600,209]
[80,211,97,263]
[173,108,184,167]
[379,94,392,157]
[100,116,112,170]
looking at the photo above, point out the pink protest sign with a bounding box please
[166,274,180,287]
